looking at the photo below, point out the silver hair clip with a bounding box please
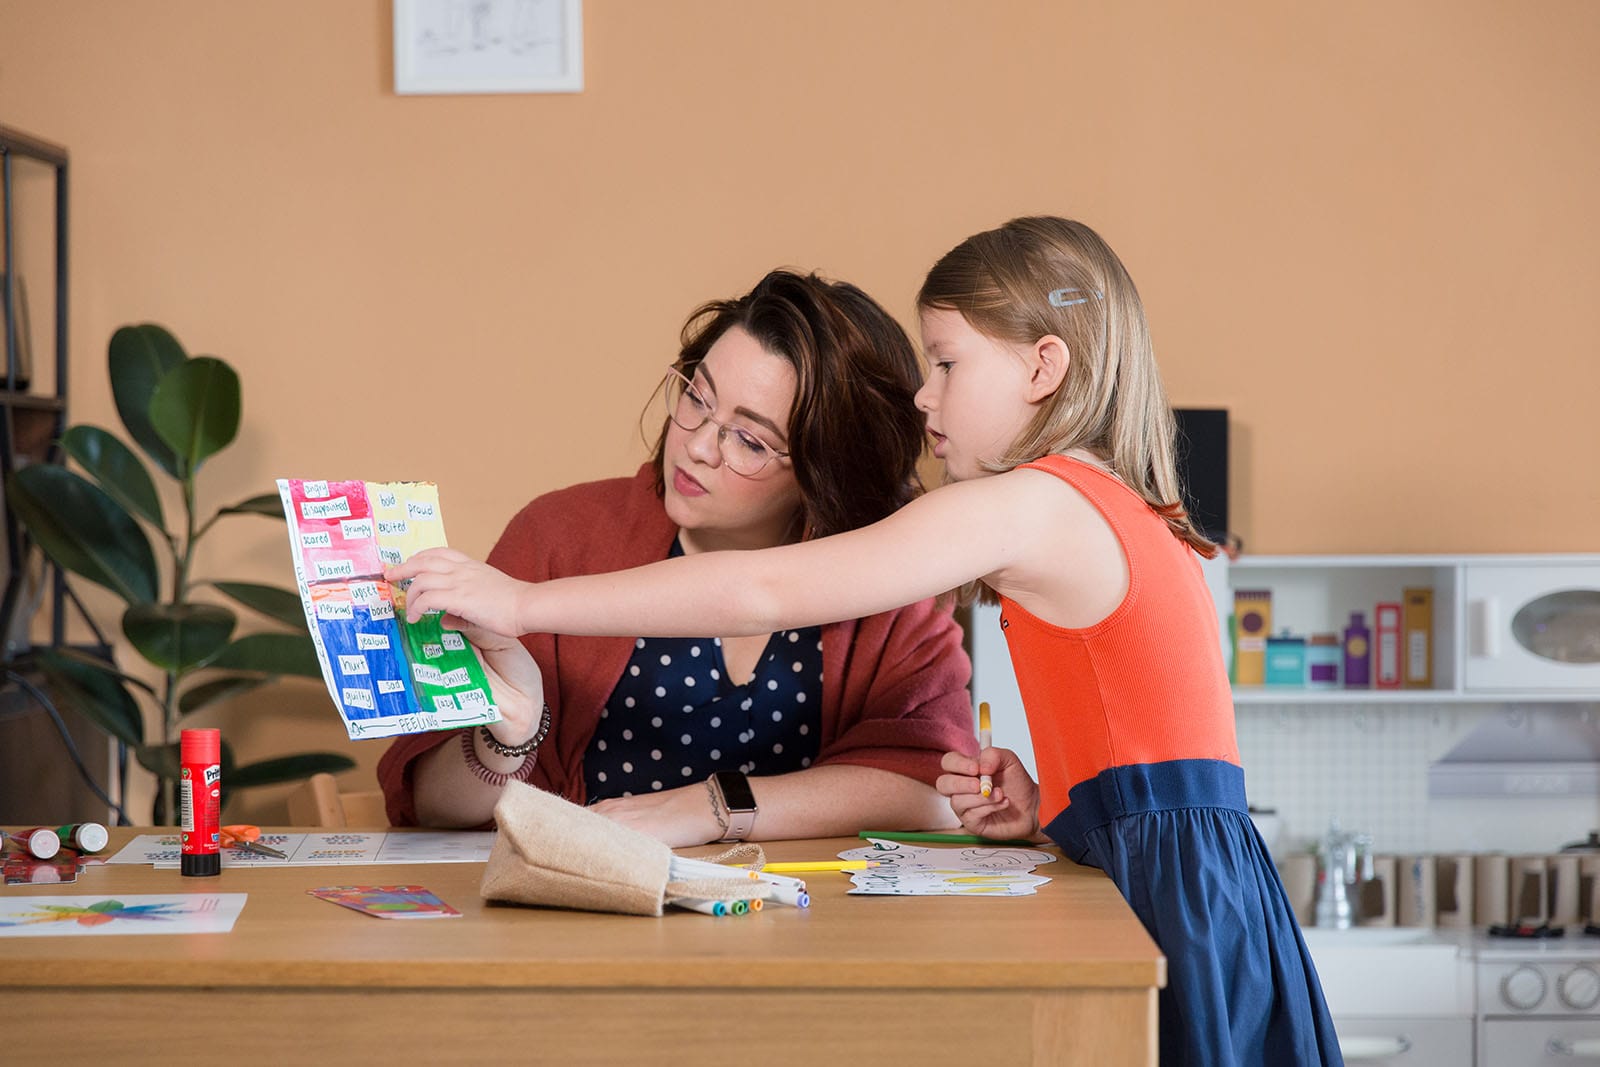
[1047,287,1104,308]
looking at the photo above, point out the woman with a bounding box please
[377,269,974,846]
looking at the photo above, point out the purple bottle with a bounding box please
[1343,612,1371,688]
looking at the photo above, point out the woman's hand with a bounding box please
[389,548,530,634]
[455,619,546,748]
[936,746,1040,840]
[589,785,723,849]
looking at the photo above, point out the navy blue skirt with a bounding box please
[1046,760,1343,1067]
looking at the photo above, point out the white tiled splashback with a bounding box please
[1237,702,1600,856]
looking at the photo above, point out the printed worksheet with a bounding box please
[839,839,1056,896]
[0,893,247,936]
[277,478,499,739]
[107,832,497,868]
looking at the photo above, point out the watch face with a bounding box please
[713,771,757,811]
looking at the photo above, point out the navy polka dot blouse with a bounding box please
[583,549,824,800]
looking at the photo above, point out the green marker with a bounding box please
[857,830,1043,847]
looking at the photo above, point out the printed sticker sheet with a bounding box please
[278,478,498,739]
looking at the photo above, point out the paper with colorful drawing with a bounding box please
[277,478,498,740]
[839,838,1056,896]
[0,893,247,936]
[105,831,496,868]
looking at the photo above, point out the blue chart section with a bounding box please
[312,589,418,722]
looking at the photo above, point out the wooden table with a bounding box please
[0,829,1162,1066]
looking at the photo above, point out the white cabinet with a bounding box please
[1226,554,1600,704]
[1334,1016,1473,1063]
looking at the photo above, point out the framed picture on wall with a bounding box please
[393,0,583,95]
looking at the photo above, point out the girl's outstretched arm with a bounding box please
[392,472,1041,637]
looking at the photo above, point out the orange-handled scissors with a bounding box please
[219,825,288,860]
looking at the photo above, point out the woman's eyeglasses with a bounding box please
[662,367,790,477]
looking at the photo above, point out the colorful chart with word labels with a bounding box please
[279,478,497,740]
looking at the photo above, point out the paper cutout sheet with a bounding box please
[278,478,498,740]
[0,893,247,937]
[106,831,497,868]
[839,839,1056,896]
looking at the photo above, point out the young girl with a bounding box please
[392,218,1342,1065]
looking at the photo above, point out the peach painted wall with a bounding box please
[3,1,1597,819]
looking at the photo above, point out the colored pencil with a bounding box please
[977,701,993,797]
[757,860,876,874]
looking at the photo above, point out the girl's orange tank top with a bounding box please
[998,454,1240,830]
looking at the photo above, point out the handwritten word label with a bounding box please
[317,601,354,621]
[412,664,444,686]
[377,490,398,509]
[348,581,381,603]
[356,633,390,651]
[300,531,332,549]
[376,679,408,695]
[368,600,395,621]
[314,558,356,580]
[377,547,403,566]
[433,694,459,713]
[338,655,369,675]
[457,689,490,710]
[421,643,444,660]
[300,497,352,521]
[377,520,408,537]
[302,480,331,499]
[342,687,376,711]
[441,632,466,651]
[439,668,472,688]
[340,518,375,541]
[406,500,438,522]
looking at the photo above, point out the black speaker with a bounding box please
[1172,408,1228,545]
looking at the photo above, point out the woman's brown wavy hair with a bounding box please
[649,269,925,540]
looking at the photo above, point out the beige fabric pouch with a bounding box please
[479,780,765,916]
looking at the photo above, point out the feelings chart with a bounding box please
[278,478,498,740]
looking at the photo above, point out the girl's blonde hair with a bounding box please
[917,216,1217,558]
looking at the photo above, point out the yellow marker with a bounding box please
[758,860,878,874]
[978,701,993,798]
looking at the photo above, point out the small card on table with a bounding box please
[308,885,461,919]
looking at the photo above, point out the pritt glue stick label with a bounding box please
[180,728,222,876]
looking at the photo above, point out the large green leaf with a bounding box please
[217,492,284,518]
[212,582,308,631]
[109,324,186,478]
[7,465,159,604]
[48,645,160,697]
[33,647,146,746]
[228,753,357,789]
[135,740,181,780]
[149,356,240,477]
[178,674,271,716]
[122,603,237,673]
[208,632,322,678]
[60,425,166,529]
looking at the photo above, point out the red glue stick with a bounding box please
[180,728,222,877]
[11,827,62,859]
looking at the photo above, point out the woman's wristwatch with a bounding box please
[705,770,757,842]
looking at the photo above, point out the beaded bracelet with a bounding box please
[460,704,551,787]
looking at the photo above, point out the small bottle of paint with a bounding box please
[1264,631,1307,686]
[180,728,222,877]
[1343,612,1371,689]
[55,822,110,854]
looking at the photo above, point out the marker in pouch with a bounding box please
[180,728,222,877]
[55,822,109,854]
[9,827,62,860]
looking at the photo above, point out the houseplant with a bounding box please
[7,323,354,823]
